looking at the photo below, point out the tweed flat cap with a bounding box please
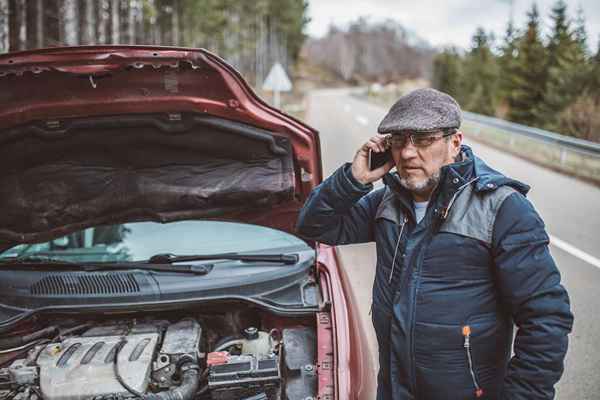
[377,88,462,134]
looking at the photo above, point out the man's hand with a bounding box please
[351,134,395,185]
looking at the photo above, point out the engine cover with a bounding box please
[36,330,159,400]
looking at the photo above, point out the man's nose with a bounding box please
[400,140,418,160]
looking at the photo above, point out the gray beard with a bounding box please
[399,170,441,195]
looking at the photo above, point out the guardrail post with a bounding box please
[560,148,567,165]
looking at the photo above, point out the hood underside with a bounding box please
[0,46,322,249]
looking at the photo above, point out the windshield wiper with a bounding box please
[0,256,76,265]
[147,252,299,265]
[0,256,211,275]
[79,262,213,275]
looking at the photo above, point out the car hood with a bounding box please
[0,46,322,251]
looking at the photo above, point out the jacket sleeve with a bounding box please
[492,192,573,400]
[295,163,381,245]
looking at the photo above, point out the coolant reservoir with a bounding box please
[240,327,276,357]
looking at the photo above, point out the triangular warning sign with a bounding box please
[262,62,292,92]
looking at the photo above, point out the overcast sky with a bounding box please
[307,0,600,51]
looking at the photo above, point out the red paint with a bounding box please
[318,245,377,399]
[0,46,323,235]
[0,46,376,398]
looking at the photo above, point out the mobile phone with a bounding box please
[369,148,392,170]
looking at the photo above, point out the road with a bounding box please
[305,88,600,399]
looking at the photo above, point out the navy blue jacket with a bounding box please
[297,146,573,400]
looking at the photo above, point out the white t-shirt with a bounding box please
[414,201,429,224]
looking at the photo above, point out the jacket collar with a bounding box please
[378,145,529,225]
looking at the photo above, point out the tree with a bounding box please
[497,19,519,113]
[0,0,8,53]
[433,47,463,102]
[8,0,27,51]
[461,27,499,116]
[507,3,546,126]
[536,0,587,130]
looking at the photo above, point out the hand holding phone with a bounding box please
[369,147,392,170]
[351,134,394,185]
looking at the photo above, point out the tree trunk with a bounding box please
[26,0,44,49]
[8,0,26,51]
[96,0,107,44]
[80,0,95,44]
[171,0,179,45]
[126,0,135,44]
[0,0,8,53]
[43,0,60,47]
[60,0,78,45]
[109,0,119,43]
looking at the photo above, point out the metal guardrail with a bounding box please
[463,111,600,158]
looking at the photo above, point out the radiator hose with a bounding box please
[0,326,58,350]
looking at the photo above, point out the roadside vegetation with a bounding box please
[0,0,309,88]
[433,1,600,143]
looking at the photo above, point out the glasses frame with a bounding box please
[388,128,458,149]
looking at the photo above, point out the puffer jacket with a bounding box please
[296,145,573,400]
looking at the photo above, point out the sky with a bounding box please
[307,0,600,51]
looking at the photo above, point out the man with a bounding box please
[296,88,573,400]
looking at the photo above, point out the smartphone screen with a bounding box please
[369,148,392,170]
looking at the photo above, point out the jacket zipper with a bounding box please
[388,216,407,284]
[463,325,484,398]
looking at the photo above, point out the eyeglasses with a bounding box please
[388,129,457,149]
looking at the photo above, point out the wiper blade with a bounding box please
[0,256,76,265]
[80,263,212,275]
[148,252,299,265]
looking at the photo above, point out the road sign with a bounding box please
[262,62,292,109]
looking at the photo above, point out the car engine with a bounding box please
[0,314,316,400]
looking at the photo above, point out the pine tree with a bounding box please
[507,3,546,126]
[432,47,463,101]
[498,20,518,97]
[536,0,585,130]
[461,27,499,116]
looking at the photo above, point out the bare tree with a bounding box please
[125,0,135,44]
[8,0,27,51]
[110,0,119,43]
[43,0,60,47]
[61,0,78,46]
[80,0,95,44]
[0,0,8,52]
[171,0,179,45]
[96,0,108,44]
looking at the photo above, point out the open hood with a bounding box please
[0,46,322,250]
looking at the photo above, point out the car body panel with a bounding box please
[0,46,375,399]
[0,46,322,246]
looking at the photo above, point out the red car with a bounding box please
[0,46,375,400]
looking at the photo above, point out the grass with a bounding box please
[462,120,600,187]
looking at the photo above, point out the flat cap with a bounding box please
[377,88,462,134]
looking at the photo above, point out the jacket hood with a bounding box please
[382,144,529,213]
[0,46,323,250]
[463,145,530,196]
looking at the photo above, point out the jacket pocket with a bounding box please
[414,314,504,398]
[462,313,504,398]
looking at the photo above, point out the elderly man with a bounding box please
[296,88,573,400]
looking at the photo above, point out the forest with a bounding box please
[0,0,309,86]
[432,1,600,142]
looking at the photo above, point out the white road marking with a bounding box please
[549,234,600,270]
[356,115,369,126]
[344,104,351,112]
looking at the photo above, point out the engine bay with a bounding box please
[0,306,319,400]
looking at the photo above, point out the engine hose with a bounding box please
[142,364,200,400]
[0,326,58,351]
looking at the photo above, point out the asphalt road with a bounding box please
[305,88,600,399]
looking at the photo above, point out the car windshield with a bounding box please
[0,221,309,263]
